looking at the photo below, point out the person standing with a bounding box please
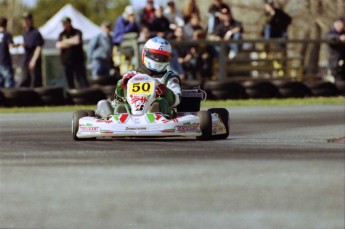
[326,18,345,81]
[56,17,88,89]
[0,17,15,88]
[88,21,113,79]
[20,12,44,88]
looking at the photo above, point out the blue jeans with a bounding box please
[0,65,15,88]
[229,32,242,54]
[91,58,111,78]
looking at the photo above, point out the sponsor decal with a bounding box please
[161,129,175,133]
[119,114,129,123]
[146,113,155,123]
[100,130,113,134]
[80,123,93,127]
[155,114,162,120]
[79,126,100,132]
[130,95,148,111]
[96,120,113,124]
[175,123,199,132]
[133,77,147,81]
[162,118,179,123]
[125,127,147,131]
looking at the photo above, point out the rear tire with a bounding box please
[196,110,212,141]
[208,108,230,140]
[72,110,96,141]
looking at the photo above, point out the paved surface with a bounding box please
[0,105,344,229]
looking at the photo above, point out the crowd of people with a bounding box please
[0,0,344,90]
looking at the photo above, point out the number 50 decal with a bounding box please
[129,82,153,94]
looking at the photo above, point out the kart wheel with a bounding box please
[84,110,95,117]
[72,110,96,141]
[208,108,230,140]
[196,110,212,141]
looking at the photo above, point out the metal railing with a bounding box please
[121,38,337,83]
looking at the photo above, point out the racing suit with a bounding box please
[114,64,181,116]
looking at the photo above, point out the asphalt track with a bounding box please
[0,104,344,229]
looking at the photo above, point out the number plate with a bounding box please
[129,82,154,95]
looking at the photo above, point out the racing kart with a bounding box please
[72,74,229,141]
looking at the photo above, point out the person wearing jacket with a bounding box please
[112,5,139,46]
[326,18,345,81]
[88,21,113,78]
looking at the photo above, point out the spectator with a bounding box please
[0,17,15,88]
[193,29,215,83]
[56,17,88,89]
[112,5,139,46]
[207,0,231,34]
[149,6,172,38]
[212,8,243,59]
[138,26,152,54]
[180,30,215,81]
[184,13,203,40]
[138,0,156,27]
[326,18,345,81]
[262,0,292,40]
[164,1,185,30]
[88,21,113,79]
[169,27,187,80]
[183,0,201,24]
[20,12,44,88]
[138,26,152,43]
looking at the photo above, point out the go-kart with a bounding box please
[72,74,229,141]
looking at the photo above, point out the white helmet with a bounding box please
[142,37,172,73]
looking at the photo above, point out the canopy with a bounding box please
[39,3,102,41]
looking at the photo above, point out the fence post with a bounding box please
[218,41,226,82]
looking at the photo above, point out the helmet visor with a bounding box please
[145,48,170,62]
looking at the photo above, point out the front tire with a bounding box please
[72,110,95,141]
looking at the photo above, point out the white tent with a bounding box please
[39,3,102,41]
[11,3,102,53]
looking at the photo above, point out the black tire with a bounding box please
[196,110,212,141]
[40,95,66,106]
[72,110,96,141]
[242,81,280,98]
[1,88,37,107]
[335,80,345,96]
[34,87,66,106]
[181,80,200,89]
[277,82,311,98]
[307,82,340,97]
[88,76,117,86]
[208,108,230,140]
[0,90,5,107]
[67,88,106,105]
[205,81,248,100]
[100,85,117,99]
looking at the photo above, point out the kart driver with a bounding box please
[114,36,181,116]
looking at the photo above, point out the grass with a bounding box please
[0,97,344,114]
[202,96,345,107]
